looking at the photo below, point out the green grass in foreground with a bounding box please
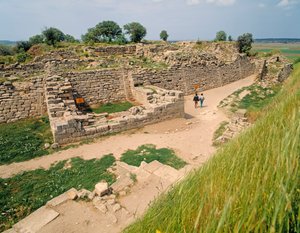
[0,117,52,165]
[90,101,133,114]
[124,65,300,232]
[120,144,187,170]
[0,155,116,231]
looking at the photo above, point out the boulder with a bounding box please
[51,143,59,149]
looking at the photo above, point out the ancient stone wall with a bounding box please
[277,64,293,82]
[64,69,127,106]
[0,62,45,78]
[49,83,184,144]
[86,45,137,56]
[0,77,47,123]
[132,54,255,95]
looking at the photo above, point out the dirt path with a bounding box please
[0,75,255,179]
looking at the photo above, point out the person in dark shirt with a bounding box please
[193,93,199,108]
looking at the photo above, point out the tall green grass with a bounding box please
[125,64,300,233]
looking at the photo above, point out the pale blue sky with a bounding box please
[0,0,299,41]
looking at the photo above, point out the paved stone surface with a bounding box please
[13,206,59,233]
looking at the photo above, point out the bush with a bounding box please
[16,52,29,63]
[0,45,14,56]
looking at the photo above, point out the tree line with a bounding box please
[0,21,253,63]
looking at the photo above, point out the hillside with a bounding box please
[125,64,300,232]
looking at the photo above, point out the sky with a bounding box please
[0,0,299,41]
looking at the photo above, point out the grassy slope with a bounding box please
[125,64,300,233]
[0,155,116,231]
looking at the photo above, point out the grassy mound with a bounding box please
[0,155,116,231]
[125,65,300,232]
[120,144,187,170]
[0,117,52,165]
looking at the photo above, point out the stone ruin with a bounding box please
[0,42,291,145]
[45,75,184,144]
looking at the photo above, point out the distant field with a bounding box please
[252,43,300,61]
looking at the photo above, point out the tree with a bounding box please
[215,31,227,41]
[160,30,169,41]
[29,34,44,45]
[237,33,253,54]
[228,35,233,41]
[42,27,65,46]
[15,41,32,52]
[114,34,128,45]
[124,22,147,43]
[82,21,122,43]
[64,34,78,43]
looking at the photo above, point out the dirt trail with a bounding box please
[0,75,255,179]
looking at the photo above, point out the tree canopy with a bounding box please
[124,22,147,43]
[160,30,169,41]
[215,31,227,41]
[82,21,122,43]
[237,33,253,54]
[42,27,65,46]
[29,34,44,45]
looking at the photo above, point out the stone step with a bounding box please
[12,206,59,233]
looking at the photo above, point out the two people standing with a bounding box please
[193,93,205,108]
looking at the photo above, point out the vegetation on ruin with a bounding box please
[212,121,229,147]
[129,56,169,70]
[0,117,52,165]
[219,83,281,122]
[0,155,116,231]
[120,144,187,170]
[124,64,300,233]
[89,101,134,114]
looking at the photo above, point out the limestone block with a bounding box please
[95,182,109,196]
